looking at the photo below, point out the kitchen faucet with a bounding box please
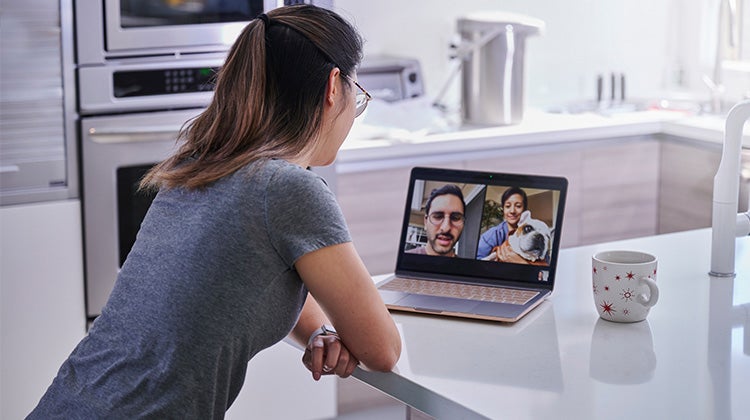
[711,99,750,277]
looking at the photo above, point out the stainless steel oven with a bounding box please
[78,55,223,318]
[81,108,201,318]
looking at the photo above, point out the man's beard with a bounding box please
[429,232,456,255]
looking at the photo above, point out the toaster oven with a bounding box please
[358,56,424,102]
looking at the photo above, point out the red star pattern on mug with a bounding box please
[626,271,635,280]
[600,300,616,317]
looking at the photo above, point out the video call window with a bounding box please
[403,180,562,272]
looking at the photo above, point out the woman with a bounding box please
[476,186,528,260]
[29,5,400,418]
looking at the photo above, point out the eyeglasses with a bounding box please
[426,211,465,226]
[343,74,372,118]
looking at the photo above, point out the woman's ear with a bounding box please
[325,67,341,106]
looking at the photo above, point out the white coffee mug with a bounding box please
[592,250,659,323]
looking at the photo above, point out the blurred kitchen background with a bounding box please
[337,0,747,112]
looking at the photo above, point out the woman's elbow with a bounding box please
[363,341,402,372]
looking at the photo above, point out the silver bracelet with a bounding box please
[307,324,337,348]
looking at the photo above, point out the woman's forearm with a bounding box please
[290,294,329,347]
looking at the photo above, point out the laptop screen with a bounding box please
[395,167,568,290]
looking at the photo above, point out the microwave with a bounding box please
[358,56,424,102]
[75,0,332,65]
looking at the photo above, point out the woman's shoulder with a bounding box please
[243,159,332,203]
[234,159,316,186]
[253,159,313,179]
[484,221,508,234]
[265,159,327,189]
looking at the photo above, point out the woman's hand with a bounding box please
[497,242,530,264]
[482,247,501,261]
[302,334,359,381]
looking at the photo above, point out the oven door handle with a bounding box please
[87,126,182,144]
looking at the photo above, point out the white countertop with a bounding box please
[337,107,749,168]
[357,229,750,419]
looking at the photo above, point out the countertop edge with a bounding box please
[336,111,746,168]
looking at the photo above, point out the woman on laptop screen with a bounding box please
[477,186,554,266]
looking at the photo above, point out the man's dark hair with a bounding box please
[424,184,465,215]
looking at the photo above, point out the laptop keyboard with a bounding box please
[381,277,539,306]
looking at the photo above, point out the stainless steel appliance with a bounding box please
[458,12,544,126]
[358,56,424,102]
[76,0,277,65]
[0,0,77,206]
[77,0,333,319]
[81,109,200,317]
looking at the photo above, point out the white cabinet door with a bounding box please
[226,341,337,419]
[0,200,87,419]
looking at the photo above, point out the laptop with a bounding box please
[377,167,568,322]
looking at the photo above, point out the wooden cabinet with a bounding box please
[579,138,660,243]
[335,166,410,275]
[657,135,750,234]
[658,137,720,234]
[336,136,662,275]
[466,137,660,246]
[335,162,463,275]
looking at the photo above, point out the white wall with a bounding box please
[335,0,734,109]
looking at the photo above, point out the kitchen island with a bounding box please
[357,228,750,419]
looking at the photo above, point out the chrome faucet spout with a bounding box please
[711,100,750,277]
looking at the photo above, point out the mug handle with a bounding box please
[637,277,659,307]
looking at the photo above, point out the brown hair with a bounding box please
[140,5,363,190]
[425,184,466,215]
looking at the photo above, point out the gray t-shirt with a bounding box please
[29,159,351,419]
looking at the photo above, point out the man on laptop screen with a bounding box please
[405,184,466,257]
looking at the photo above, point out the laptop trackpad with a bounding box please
[379,289,410,305]
[397,295,478,313]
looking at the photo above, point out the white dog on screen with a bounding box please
[484,210,553,265]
